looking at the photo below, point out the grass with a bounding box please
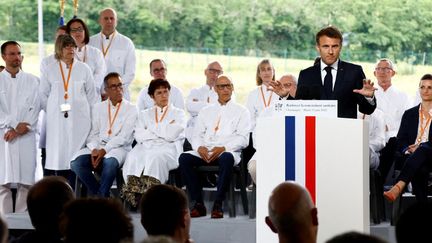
[15,41,424,105]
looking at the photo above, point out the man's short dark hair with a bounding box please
[60,198,133,243]
[104,72,121,88]
[316,26,343,45]
[148,79,171,96]
[27,176,74,233]
[140,184,188,236]
[1,41,20,55]
[149,59,166,71]
[66,18,90,44]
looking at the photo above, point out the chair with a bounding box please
[194,151,249,217]
[75,168,124,198]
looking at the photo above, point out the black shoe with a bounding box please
[211,201,223,218]
[190,203,207,217]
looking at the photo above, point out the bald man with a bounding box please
[266,181,318,243]
[179,75,250,219]
[89,8,136,100]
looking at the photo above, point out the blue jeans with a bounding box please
[71,154,119,197]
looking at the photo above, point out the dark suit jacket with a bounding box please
[397,104,432,153]
[296,60,376,118]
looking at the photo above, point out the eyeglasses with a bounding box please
[152,67,166,73]
[70,27,84,33]
[215,84,233,90]
[107,83,124,90]
[375,67,392,73]
[208,68,223,75]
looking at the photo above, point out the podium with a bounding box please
[255,102,369,243]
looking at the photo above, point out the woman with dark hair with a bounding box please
[39,34,97,186]
[121,79,186,207]
[66,18,106,99]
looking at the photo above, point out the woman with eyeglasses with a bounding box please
[39,34,98,186]
[66,18,106,100]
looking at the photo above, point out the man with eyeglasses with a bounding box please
[136,59,185,111]
[185,61,224,148]
[0,41,40,214]
[179,75,250,219]
[70,72,137,197]
[89,8,136,100]
[373,58,412,181]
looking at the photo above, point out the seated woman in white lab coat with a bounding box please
[121,79,186,207]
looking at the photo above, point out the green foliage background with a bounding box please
[1,0,432,63]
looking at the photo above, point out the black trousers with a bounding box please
[179,152,234,204]
[398,142,432,202]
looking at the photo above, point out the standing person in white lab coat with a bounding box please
[0,41,40,214]
[122,79,186,207]
[178,75,250,219]
[71,72,136,197]
[39,35,97,186]
[136,59,185,111]
[89,8,136,100]
[66,18,106,99]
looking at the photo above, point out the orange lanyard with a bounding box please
[101,32,116,57]
[214,116,221,133]
[59,61,73,100]
[155,106,169,125]
[107,100,122,135]
[260,86,273,108]
[417,106,431,144]
[75,45,87,63]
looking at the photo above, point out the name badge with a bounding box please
[60,103,71,112]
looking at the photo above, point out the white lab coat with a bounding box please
[246,84,278,132]
[185,84,218,143]
[73,99,137,165]
[75,45,107,97]
[0,71,40,185]
[39,59,97,170]
[122,104,186,183]
[188,100,250,165]
[89,31,136,100]
[358,109,386,169]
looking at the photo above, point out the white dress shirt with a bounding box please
[375,85,412,141]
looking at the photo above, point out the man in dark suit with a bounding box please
[384,74,432,203]
[271,26,376,118]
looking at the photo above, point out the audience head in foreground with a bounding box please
[24,176,74,242]
[266,181,318,243]
[60,198,133,243]
[396,202,432,243]
[140,184,192,243]
[326,231,387,243]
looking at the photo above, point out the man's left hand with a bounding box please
[353,79,377,98]
[208,146,226,162]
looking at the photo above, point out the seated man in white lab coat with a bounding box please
[179,75,250,219]
[71,72,137,197]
